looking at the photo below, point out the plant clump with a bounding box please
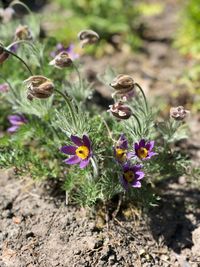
[0,1,191,209]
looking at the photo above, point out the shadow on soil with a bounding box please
[148,177,200,254]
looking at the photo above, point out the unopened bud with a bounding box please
[24,76,54,100]
[78,29,99,48]
[15,25,33,41]
[170,106,189,121]
[110,74,135,91]
[49,51,73,69]
[108,102,132,120]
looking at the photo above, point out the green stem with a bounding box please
[54,88,76,126]
[2,46,33,75]
[10,0,32,14]
[135,83,148,112]
[73,63,82,89]
[7,40,36,52]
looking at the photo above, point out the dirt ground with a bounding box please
[0,0,200,266]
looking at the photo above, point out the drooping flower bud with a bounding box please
[170,106,189,121]
[24,76,54,100]
[110,74,135,92]
[108,102,132,120]
[49,51,73,69]
[0,46,9,64]
[110,74,135,100]
[78,29,99,48]
[14,25,33,41]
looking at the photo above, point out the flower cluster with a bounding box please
[114,135,157,190]
[60,132,157,191]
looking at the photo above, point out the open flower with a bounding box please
[60,135,92,169]
[120,163,144,189]
[24,75,54,100]
[133,139,157,160]
[51,43,79,60]
[49,51,73,69]
[108,102,132,120]
[114,134,128,163]
[7,114,27,133]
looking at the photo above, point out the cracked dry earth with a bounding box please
[1,0,200,266]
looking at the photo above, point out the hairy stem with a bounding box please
[10,0,32,14]
[73,63,82,89]
[54,88,76,127]
[132,113,142,134]
[2,46,33,75]
[135,83,148,112]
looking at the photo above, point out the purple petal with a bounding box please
[132,164,143,172]
[127,152,135,159]
[71,135,83,146]
[79,158,90,169]
[64,155,81,165]
[132,181,141,188]
[135,171,145,180]
[7,125,19,133]
[57,43,63,50]
[82,135,91,149]
[118,134,128,149]
[8,115,26,125]
[146,151,157,159]
[134,142,139,150]
[0,83,9,92]
[139,139,145,147]
[146,141,155,151]
[122,162,130,172]
[60,145,76,155]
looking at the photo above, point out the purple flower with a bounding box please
[7,114,27,133]
[133,139,157,160]
[9,44,18,53]
[60,135,92,169]
[51,43,79,60]
[0,83,9,92]
[114,134,128,163]
[120,162,144,189]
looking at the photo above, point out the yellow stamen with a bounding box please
[76,145,89,159]
[124,171,134,183]
[138,147,148,159]
[115,148,127,162]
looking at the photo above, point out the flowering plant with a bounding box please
[0,1,191,210]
